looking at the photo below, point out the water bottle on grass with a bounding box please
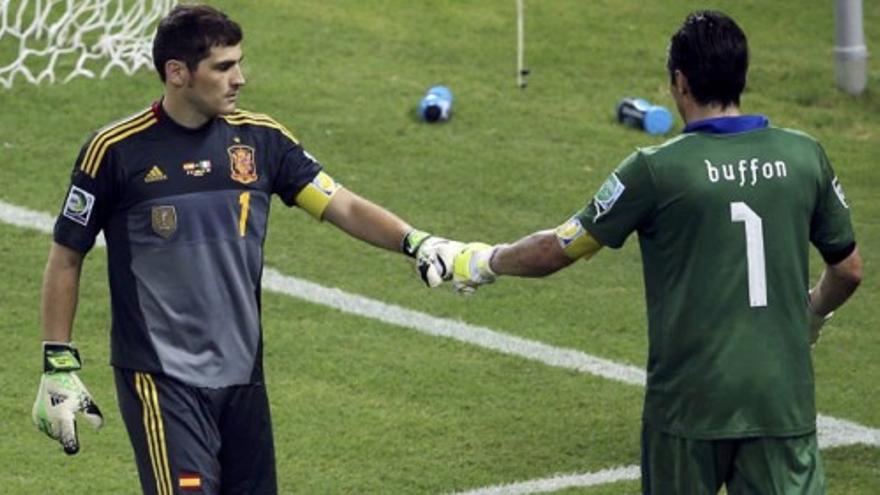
[419,86,453,122]
[616,98,673,135]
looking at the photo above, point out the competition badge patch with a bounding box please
[62,185,95,226]
[593,173,625,219]
[228,144,257,184]
[151,205,177,238]
[832,176,849,209]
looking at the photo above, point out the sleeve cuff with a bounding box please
[819,241,856,265]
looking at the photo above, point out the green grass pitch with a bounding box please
[0,1,878,493]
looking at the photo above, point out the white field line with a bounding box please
[449,465,641,495]
[260,271,880,452]
[3,199,879,493]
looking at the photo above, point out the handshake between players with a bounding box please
[415,236,499,294]
[411,216,601,295]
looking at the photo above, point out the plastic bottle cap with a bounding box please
[419,92,451,122]
[643,106,673,135]
[424,105,443,122]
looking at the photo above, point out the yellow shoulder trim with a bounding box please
[80,109,156,177]
[222,110,299,144]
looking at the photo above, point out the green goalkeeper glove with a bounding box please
[452,242,498,294]
[32,342,104,455]
[403,229,464,287]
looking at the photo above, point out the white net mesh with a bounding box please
[0,0,176,89]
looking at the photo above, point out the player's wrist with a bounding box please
[484,244,505,277]
[42,341,82,373]
[401,229,432,258]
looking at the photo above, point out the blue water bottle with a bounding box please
[616,98,673,135]
[419,85,453,122]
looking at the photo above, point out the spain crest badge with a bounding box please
[228,144,257,184]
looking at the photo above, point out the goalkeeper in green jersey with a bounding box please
[440,10,862,495]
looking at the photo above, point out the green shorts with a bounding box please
[641,423,825,494]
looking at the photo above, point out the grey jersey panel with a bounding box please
[125,189,268,387]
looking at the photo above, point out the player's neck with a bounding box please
[684,103,741,124]
[162,94,213,129]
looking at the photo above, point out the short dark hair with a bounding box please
[152,4,243,82]
[667,10,748,108]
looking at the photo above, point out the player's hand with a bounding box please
[416,236,465,287]
[452,242,498,294]
[32,342,104,455]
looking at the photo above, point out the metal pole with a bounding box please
[516,0,529,88]
[834,0,868,95]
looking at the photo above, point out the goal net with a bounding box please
[0,0,176,89]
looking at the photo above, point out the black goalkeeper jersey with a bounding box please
[54,102,323,387]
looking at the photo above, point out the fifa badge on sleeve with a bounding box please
[62,185,96,226]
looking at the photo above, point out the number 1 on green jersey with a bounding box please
[730,201,767,308]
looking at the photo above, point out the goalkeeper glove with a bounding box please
[32,342,104,455]
[452,242,498,294]
[402,229,464,287]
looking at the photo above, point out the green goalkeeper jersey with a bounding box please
[575,116,855,439]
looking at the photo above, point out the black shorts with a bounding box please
[114,368,277,495]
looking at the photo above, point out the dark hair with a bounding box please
[152,4,243,82]
[667,10,748,108]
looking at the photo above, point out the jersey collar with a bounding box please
[152,99,217,134]
[683,115,769,135]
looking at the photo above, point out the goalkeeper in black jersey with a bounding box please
[32,4,460,494]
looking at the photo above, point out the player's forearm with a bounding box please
[491,230,574,277]
[810,247,862,316]
[323,188,412,253]
[41,243,85,342]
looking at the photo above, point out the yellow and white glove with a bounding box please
[32,342,104,455]
[452,242,498,294]
[403,229,464,287]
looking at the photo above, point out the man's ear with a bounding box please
[673,69,690,97]
[165,59,189,87]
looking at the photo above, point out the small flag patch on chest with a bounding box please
[183,160,212,177]
[179,473,202,490]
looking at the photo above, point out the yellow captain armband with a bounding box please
[294,171,341,220]
[554,216,602,260]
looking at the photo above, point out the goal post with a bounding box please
[0,0,177,89]
[834,0,868,95]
